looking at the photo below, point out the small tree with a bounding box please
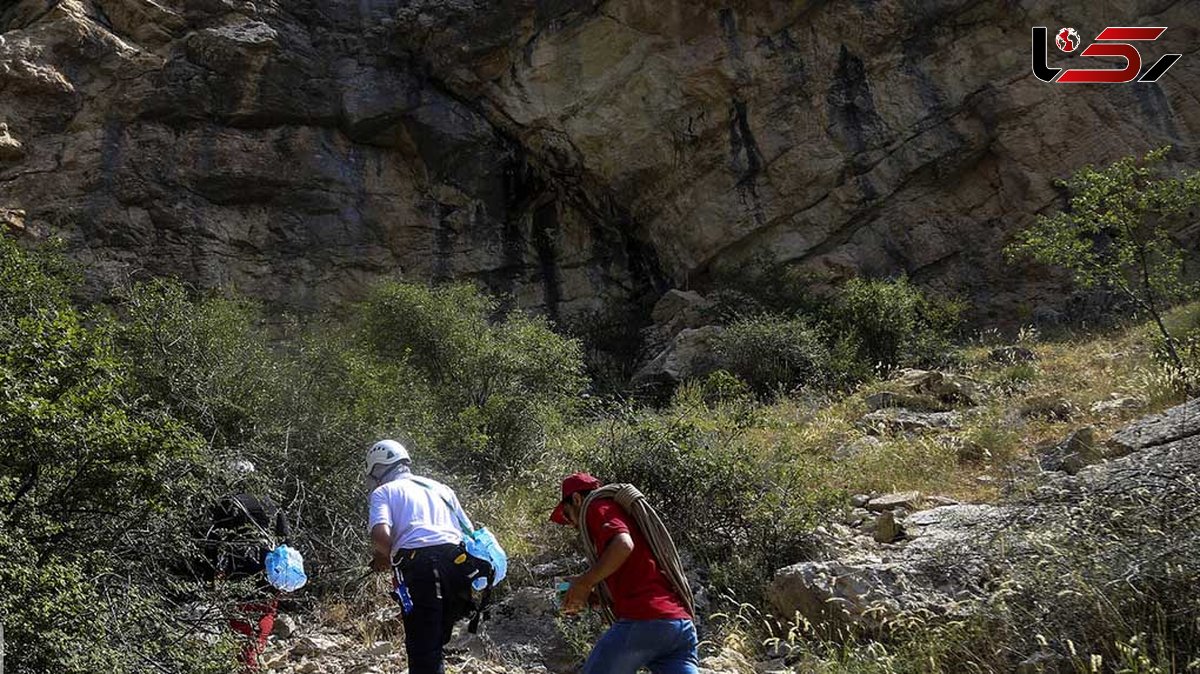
[1007,147,1200,374]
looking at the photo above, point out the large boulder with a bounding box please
[865,491,921,513]
[866,369,983,414]
[892,369,982,404]
[650,289,712,335]
[632,325,725,388]
[770,503,1005,630]
[1107,397,1200,454]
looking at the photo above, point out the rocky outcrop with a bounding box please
[631,324,725,389]
[0,0,666,318]
[1108,396,1200,453]
[770,399,1200,634]
[866,368,983,413]
[2,1,1197,325]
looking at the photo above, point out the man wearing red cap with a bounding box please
[551,473,699,674]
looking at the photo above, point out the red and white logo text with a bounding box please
[1032,26,1182,84]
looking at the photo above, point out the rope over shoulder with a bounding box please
[576,484,695,623]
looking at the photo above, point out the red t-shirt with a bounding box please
[585,499,692,621]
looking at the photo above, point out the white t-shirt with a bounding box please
[368,475,471,556]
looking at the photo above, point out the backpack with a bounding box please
[208,494,279,580]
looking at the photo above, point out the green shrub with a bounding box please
[357,282,587,477]
[704,275,961,396]
[109,278,588,583]
[0,238,229,673]
[715,315,833,395]
[829,276,963,375]
[586,409,840,598]
[706,258,823,322]
[1007,147,1200,379]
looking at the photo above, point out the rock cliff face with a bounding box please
[2,0,1197,322]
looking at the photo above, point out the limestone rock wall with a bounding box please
[2,0,1197,323]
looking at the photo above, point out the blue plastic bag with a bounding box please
[265,545,308,592]
[464,526,507,591]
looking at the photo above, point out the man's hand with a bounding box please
[561,576,595,614]
[370,551,391,573]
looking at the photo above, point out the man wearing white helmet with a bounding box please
[365,439,477,674]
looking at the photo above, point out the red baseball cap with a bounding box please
[549,473,602,525]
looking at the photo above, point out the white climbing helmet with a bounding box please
[227,459,256,476]
[365,439,411,475]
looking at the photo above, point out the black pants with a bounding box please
[394,543,473,674]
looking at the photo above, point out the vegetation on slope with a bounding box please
[1,149,1198,673]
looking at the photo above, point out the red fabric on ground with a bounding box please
[229,597,278,671]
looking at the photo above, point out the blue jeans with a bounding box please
[582,619,700,674]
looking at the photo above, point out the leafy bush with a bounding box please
[702,271,961,396]
[586,408,840,598]
[715,315,834,395]
[829,276,963,375]
[109,278,588,584]
[706,258,822,322]
[357,282,587,476]
[1007,147,1200,381]
[0,238,229,673]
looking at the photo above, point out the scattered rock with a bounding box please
[755,658,789,674]
[886,369,982,406]
[1016,649,1066,674]
[0,207,24,227]
[844,507,872,527]
[1108,397,1200,454]
[850,494,871,508]
[860,408,962,434]
[365,641,393,657]
[1037,426,1100,475]
[292,635,340,656]
[866,491,921,513]
[273,612,298,639]
[698,647,756,674]
[1019,394,1075,420]
[927,495,959,507]
[0,123,25,161]
[989,346,1037,364]
[295,661,323,674]
[771,399,1200,637]
[529,561,569,579]
[873,510,903,543]
[1089,395,1145,415]
[833,435,882,462]
[865,390,947,412]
